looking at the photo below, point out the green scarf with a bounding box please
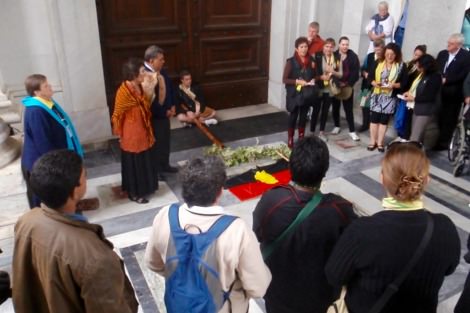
[382,197,424,211]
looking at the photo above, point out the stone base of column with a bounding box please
[0,118,21,169]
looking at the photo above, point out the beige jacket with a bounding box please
[145,203,271,313]
[12,207,138,313]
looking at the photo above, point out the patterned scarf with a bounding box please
[112,82,154,144]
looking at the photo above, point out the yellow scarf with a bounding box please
[323,54,337,86]
[406,73,423,109]
[33,96,54,109]
[382,197,424,211]
[373,61,400,96]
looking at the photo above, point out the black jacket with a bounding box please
[335,49,360,87]
[414,72,442,116]
[436,48,470,87]
[253,186,357,313]
[326,210,460,313]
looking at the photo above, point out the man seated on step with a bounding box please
[145,156,271,313]
[12,149,138,313]
[176,70,218,127]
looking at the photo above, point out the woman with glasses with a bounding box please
[403,54,442,144]
[326,142,460,313]
[368,43,407,152]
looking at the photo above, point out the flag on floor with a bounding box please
[225,160,291,201]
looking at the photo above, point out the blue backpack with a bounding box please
[164,203,237,313]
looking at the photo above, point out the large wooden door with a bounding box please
[96,0,271,111]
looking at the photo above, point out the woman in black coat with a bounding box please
[326,142,460,313]
[403,54,442,143]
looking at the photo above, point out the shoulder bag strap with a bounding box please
[368,212,434,313]
[262,191,323,260]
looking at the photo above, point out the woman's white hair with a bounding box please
[378,1,389,10]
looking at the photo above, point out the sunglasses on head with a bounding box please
[386,140,423,151]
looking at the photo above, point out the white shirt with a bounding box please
[365,15,395,54]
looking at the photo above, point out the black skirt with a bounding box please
[121,145,158,197]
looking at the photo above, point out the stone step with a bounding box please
[0,110,21,124]
[0,100,12,108]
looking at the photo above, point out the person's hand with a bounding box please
[142,73,157,97]
[371,81,381,88]
[465,96,470,104]
[404,93,415,101]
[363,71,369,79]
[296,79,307,86]
[442,77,447,85]
[166,107,175,118]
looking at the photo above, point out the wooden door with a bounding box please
[96,0,271,111]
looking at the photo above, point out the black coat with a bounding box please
[335,49,360,87]
[413,72,442,116]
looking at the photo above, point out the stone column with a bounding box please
[0,90,20,168]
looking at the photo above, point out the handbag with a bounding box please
[262,191,323,260]
[359,89,372,108]
[286,85,318,112]
[394,99,408,135]
[329,79,341,96]
[326,213,434,313]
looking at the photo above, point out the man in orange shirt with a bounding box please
[307,22,325,56]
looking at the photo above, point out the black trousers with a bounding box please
[332,91,355,132]
[311,93,333,132]
[437,86,463,147]
[21,165,40,209]
[152,117,171,170]
[288,105,309,129]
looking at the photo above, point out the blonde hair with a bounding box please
[381,144,429,202]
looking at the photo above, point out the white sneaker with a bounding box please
[331,127,341,135]
[204,118,218,126]
[318,132,328,142]
[349,132,360,141]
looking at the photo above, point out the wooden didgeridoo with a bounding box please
[181,103,224,148]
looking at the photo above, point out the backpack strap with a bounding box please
[204,214,238,242]
[168,203,183,232]
[262,191,323,260]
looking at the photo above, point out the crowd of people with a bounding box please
[285,1,470,153]
[5,1,470,313]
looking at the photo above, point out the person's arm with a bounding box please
[156,73,166,106]
[282,60,296,85]
[365,19,374,40]
[81,256,138,313]
[325,224,361,288]
[414,74,442,103]
[464,72,470,103]
[236,222,271,298]
[144,210,167,274]
[348,53,361,86]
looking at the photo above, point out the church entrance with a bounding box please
[96,0,272,111]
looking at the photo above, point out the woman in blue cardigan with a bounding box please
[21,74,82,208]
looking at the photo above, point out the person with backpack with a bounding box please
[252,136,357,313]
[144,156,271,313]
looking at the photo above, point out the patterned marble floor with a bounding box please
[0,105,469,313]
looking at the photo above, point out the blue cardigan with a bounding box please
[21,97,82,171]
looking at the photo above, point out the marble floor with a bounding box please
[0,103,469,313]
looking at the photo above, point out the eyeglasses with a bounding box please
[386,140,423,151]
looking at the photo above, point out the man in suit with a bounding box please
[435,33,470,150]
[143,45,178,179]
